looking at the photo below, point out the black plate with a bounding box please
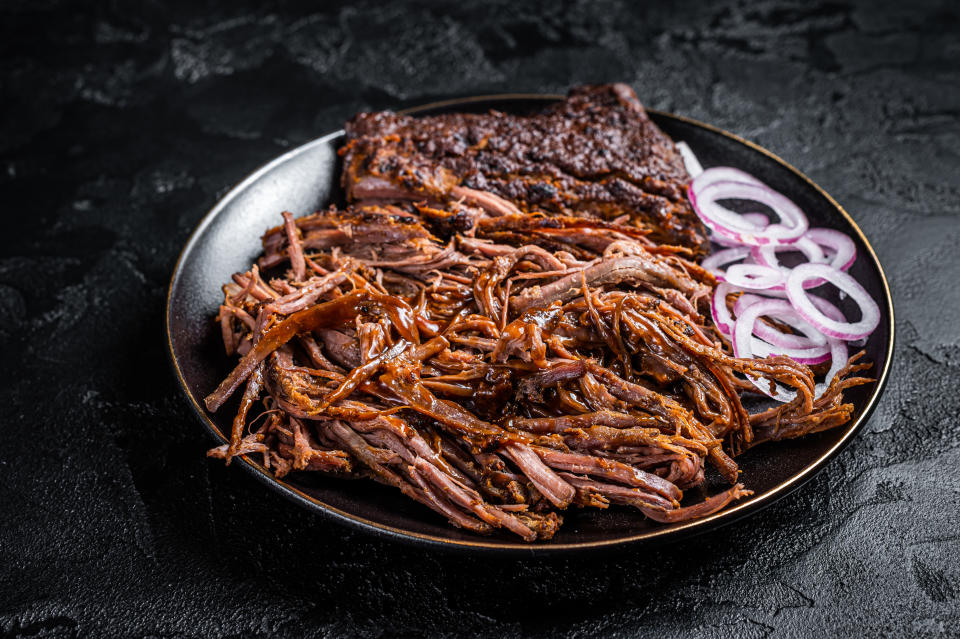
[165,94,895,554]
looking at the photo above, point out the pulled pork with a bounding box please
[204,201,871,542]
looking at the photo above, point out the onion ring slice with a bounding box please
[786,264,880,340]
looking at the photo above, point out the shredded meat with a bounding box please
[204,85,872,542]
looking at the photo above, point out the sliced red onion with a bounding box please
[821,338,849,388]
[701,247,750,275]
[733,293,766,316]
[750,237,826,271]
[724,263,784,290]
[731,299,784,360]
[751,229,856,289]
[749,236,851,290]
[734,293,829,349]
[710,283,736,337]
[754,319,826,349]
[710,236,740,248]
[675,142,703,178]
[807,293,845,322]
[751,337,831,365]
[805,228,857,271]
[732,299,803,401]
[693,167,873,391]
[806,294,856,387]
[786,264,880,340]
[728,284,789,298]
[741,212,770,228]
[689,169,808,246]
[710,213,770,247]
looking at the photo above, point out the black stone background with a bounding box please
[2,0,958,636]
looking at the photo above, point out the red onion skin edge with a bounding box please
[701,247,750,273]
[724,263,784,290]
[711,283,735,337]
[734,298,832,362]
[786,264,880,341]
[805,228,857,272]
[731,299,800,402]
[734,294,829,349]
[689,173,808,246]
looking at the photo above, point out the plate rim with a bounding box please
[164,93,896,554]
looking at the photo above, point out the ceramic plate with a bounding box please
[165,95,894,553]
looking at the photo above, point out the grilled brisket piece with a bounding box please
[343,83,708,253]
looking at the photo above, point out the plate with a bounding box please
[165,94,894,553]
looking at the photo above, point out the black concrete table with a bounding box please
[2,1,957,636]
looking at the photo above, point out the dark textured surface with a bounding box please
[1,0,957,636]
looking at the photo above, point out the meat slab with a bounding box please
[342,84,709,254]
